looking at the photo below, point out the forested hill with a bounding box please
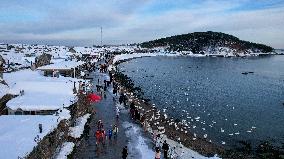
[140,31,273,54]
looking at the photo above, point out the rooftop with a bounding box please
[37,61,84,70]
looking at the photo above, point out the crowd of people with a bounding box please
[94,120,119,146]
[92,58,129,159]
[88,55,180,159]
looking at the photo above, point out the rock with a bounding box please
[68,47,76,53]
[0,55,5,65]
[0,79,8,86]
[0,55,4,78]
[0,94,16,115]
[35,53,52,68]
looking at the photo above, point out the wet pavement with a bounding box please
[73,71,150,159]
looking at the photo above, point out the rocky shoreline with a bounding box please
[110,55,284,159]
[113,71,224,155]
[110,57,224,158]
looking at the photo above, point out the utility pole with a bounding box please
[100,27,103,47]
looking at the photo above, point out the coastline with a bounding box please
[110,55,225,158]
[109,53,284,159]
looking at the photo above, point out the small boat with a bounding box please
[241,72,248,75]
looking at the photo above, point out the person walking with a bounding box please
[130,102,135,119]
[113,82,118,96]
[122,146,128,159]
[119,93,124,105]
[155,147,161,159]
[140,114,147,131]
[95,130,101,146]
[134,108,139,121]
[113,124,118,139]
[162,140,169,159]
[122,93,127,106]
[84,123,90,140]
[101,129,106,145]
[119,93,127,106]
[100,121,104,130]
[116,106,120,119]
[108,129,113,141]
[97,120,102,130]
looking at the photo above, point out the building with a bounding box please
[37,60,85,77]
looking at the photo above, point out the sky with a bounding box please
[0,0,283,48]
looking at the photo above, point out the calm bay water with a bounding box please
[118,55,284,148]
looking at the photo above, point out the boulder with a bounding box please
[69,47,76,53]
[35,53,52,68]
[0,54,5,66]
[0,55,4,78]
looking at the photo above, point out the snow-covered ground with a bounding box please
[112,52,180,64]
[113,53,157,64]
[3,69,79,111]
[0,43,144,73]
[0,44,72,70]
[275,49,284,54]
[123,121,155,159]
[123,121,221,159]
[0,109,70,159]
[69,113,91,139]
[157,135,221,159]
[145,45,274,57]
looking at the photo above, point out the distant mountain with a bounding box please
[140,31,273,56]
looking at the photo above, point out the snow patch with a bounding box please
[123,121,155,159]
[55,142,75,159]
[69,114,91,139]
[0,115,65,158]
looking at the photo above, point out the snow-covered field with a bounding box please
[0,109,70,159]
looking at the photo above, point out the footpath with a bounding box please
[73,70,154,159]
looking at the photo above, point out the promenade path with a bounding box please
[73,70,154,159]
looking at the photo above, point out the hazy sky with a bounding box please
[0,0,283,48]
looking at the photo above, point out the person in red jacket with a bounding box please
[95,130,101,145]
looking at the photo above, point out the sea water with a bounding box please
[118,55,284,148]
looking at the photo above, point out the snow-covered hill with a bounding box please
[140,31,274,57]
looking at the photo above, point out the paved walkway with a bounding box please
[73,71,150,159]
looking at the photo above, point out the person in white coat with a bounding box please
[116,106,120,119]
